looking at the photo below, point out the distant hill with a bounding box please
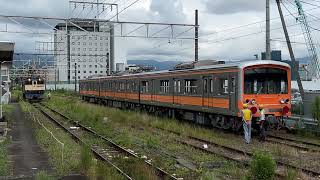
[127,60,183,71]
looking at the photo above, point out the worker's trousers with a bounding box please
[243,121,252,144]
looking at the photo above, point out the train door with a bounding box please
[151,79,155,102]
[202,76,210,108]
[229,76,237,113]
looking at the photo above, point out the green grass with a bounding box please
[0,104,14,177]
[44,94,248,178]
[0,140,10,176]
[35,171,54,180]
[26,104,81,176]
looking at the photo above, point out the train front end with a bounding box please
[23,77,45,101]
[240,61,291,125]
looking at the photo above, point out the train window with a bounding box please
[220,79,229,95]
[244,68,288,94]
[281,79,288,93]
[210,79,214,93]
[120,82,125,91]
[141,81,149,93]
[160,80,170,93]
[231,77,236,93]
[132,82,137,92]
[185,80,197,94]
[203,79,208,93]
[127,83,130,91]
[174,80,181,93]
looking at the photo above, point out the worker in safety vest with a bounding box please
[241,104,252,144]
[258,105,266,141]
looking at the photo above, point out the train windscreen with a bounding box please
[244,68,288,94]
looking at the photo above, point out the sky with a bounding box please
[0,0,320,63]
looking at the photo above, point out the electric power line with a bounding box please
[281,0,320,31]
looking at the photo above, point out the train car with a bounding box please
[22,76,45,101]
[80,60,291,131]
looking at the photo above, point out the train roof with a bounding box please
[83,60,291,81]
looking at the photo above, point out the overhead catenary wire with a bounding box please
[282,0,320,31]
[199,6,320,38]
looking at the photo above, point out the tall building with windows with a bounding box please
[54,22,116,82]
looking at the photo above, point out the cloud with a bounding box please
[204,0,266,15]
[0,0,68,18]
[0,0,315,63]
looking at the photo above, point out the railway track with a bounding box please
[31,103,133,179]
[155,127,320,179]
[36,103,178,180]
[267,133,320,149]
[265,136,320,153]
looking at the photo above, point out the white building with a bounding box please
[54,22,126,82]
[0,41,14,104]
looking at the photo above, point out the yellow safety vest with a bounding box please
[242,109,252,122]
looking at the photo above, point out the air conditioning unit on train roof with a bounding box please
[173,60,225,70]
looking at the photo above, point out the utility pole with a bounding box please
[67,22,71,84]
[195,9,199,62]
[266,0,271,60]
[0,62,2,120]
[75,62,77,93]
[276,0,305,101]
[54,66,57,91]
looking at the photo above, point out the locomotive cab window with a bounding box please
[244,68,288,94]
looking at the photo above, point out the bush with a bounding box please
[249,150,276,180]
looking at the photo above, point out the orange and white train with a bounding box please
[80,60,291,131]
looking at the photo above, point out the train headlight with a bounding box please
[245,99,250,103]
[28,78,31,82]
[285,99,290,104]
[280,99,286,104]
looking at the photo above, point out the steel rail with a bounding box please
[31,103,133,180]
[40,103,178,180]
[157,127,320,178]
